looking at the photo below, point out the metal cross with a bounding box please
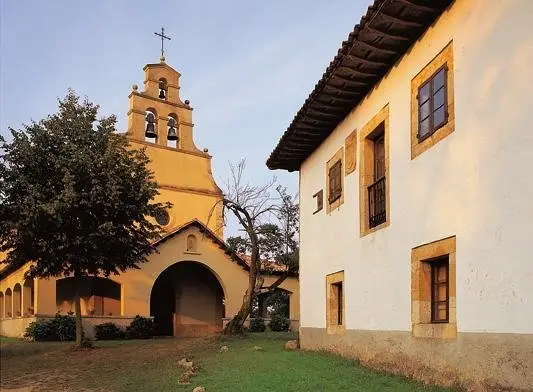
[154,27,171,58]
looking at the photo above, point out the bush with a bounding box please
[269,314,290,332]
[95,322,125,340]
[49,314,76,341]
[24,320,55,341]
[249,318,266,333]
[126,316,154,339]
[24,314,76,341]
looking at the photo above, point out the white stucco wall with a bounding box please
[299,0,533,334]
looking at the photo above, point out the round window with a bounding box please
[154,210,170,226]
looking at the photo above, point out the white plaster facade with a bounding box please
[299,0,533,336]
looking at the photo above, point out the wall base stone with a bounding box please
[299,327,533,392]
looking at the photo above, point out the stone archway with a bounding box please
[150,261,225,337]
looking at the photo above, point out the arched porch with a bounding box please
[150,261,225,337]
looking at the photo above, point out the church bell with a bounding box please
[167,117,178,141]
[145,112,157,138]
[158,80,167,99]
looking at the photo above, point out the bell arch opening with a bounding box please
[150,261,225,337]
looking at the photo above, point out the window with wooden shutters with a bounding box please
[328,160,342,204]
[431,257,449,323]
[418,65,448,140]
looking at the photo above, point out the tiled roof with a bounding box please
[267,0,453,171]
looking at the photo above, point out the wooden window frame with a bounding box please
[410,41,454,160]
[417,65,449,141]
[430,257,449,323]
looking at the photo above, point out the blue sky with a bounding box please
[1,0,367,233]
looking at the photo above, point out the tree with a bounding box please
[219,160,298,334]
[0,91,169,346]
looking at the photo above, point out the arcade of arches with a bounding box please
[0,56,299,338]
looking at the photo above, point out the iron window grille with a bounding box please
[368,177,386,228]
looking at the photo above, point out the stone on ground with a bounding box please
[285,340,299,350]
[192,386,206,392]
[219,345,229,352]
[253,345,263,351]
[178,358,194,370]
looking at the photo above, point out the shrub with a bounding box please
[24,314,76,341]
[126,316,154,339]
[49,314,76,341]
[24,320,55,341]
[95,322,125,340]
[269,314,290,332]
[249,318,266,333]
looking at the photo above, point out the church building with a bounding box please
[267,0,532,390]
[0,56,299,338]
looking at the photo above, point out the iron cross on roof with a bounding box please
[154,27,171,58]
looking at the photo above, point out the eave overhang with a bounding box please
[266,0,453,171]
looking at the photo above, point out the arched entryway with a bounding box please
[150,261,225,337]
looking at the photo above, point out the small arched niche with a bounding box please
[186,234,198,253]
[144,108,158,142]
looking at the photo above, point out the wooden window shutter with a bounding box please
[329,160,342,203]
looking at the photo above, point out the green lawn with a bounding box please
[0,333,456,392]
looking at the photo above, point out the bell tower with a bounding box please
[126,55,224,237]
[127,57,200,152]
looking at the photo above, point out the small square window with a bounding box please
[313,190,323,214]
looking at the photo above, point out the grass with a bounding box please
[0,333,456,392]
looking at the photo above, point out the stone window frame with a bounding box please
[326,271,345,334]
[359,105,390,237]
[326,147,344,214]
[411,236,457,339]
[411,41,455,160]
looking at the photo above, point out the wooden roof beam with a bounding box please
[365,25,410,42]
[337,66,376,78]
[379,12,424,28]
[354,40,398,56]
[345,54,388,67]
[331,74,368,86]
[324,84,363,95]
[396,0,436,13]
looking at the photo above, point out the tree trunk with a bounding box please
[74,272,84,346]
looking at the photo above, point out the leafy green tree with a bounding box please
[0,90,169,346]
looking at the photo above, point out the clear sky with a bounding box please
[1,0,368,234]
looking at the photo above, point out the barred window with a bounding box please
[418,66,448,140]
[328,160,342,204]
